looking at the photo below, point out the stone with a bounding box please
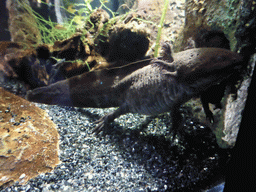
[0,88,60,188]
[222,55,256,146]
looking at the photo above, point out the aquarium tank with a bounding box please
[1,0,255,191]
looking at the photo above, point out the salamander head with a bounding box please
[173,48,243,83]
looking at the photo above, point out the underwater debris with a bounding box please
[0,42,50,89]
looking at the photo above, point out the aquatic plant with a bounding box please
[154,0,170,57]
[17,0,113,45]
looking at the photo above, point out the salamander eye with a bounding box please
[216,56,227,62]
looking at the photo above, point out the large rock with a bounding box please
[0,88,60,188]
[174,0,251,51]
[222,55,255,146]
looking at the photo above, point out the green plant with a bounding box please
[99,0,116,18]
[17,0,97,45]
[154,0,170,57]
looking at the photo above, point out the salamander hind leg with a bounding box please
[171,106,184,142]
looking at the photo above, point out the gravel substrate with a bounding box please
[1,102,230,192]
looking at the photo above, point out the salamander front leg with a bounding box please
[92,105,128,135]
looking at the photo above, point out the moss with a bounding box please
[207,0,241,51]
[214,113,230,149]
